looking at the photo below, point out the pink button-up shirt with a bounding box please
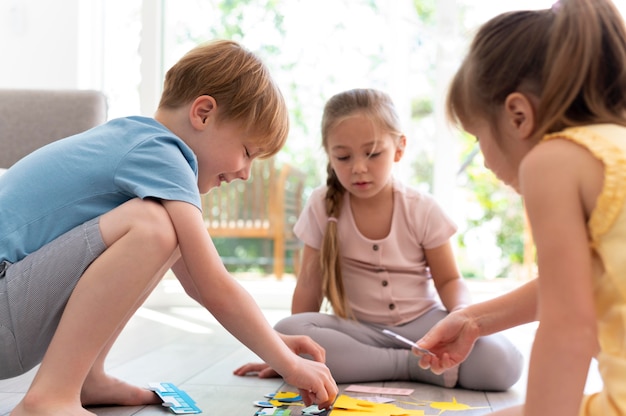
[294,179,457,325]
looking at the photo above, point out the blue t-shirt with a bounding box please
[0,116,200,263]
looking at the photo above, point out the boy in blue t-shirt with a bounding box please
[0,39,337,415]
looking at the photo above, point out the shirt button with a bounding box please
[373,244,379,251]
[388,303,395,310]
[382,280,388,287]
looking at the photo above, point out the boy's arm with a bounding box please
[234,244,327,378]
[233,333,327,378]
[162,200,337,407]
[170,252,203,304]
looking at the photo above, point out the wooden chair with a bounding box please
[202,157,306,279]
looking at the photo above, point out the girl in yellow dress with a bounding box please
[415,0,626,414]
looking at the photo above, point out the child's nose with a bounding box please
[238,163,252,181]
[352,158,368,173]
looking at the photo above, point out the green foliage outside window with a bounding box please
[166,0,527,278]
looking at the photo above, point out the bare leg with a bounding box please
[12,199,178,416]
[80,251,177,407]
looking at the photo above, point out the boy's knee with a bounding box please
[121,199,177,250]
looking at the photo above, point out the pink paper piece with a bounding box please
[344,385,414,396]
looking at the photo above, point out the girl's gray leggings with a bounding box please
[274,308,523,391]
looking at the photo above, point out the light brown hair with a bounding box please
[159,39,289,158]
[447,0,626,139]
[320,88,403,319]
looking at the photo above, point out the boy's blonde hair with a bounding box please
[447,0,626,140]
[320,88,403,319]
[159,40,289,158]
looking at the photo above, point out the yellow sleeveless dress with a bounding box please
[543,124,626,416]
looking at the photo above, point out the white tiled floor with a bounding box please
[0,275,602,415]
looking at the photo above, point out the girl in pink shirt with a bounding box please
[235,88,522,390]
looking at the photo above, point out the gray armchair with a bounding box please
[0,89,107,169]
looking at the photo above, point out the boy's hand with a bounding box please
[233,333,326,378]
[278,333,326,362]
[234,332,336,408]
[415,309,480,374]
[283,357,337,409]
[235,355,337,409]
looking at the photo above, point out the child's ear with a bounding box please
[394,135,407,162]
[504,92,535,140]
[190,95,217,130]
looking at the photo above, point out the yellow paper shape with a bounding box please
[273,392,301,400]
[269,391,304,407]
[330,394,424,416]
[269,399,303,407]
[428,397,490,413]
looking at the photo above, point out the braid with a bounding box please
[320,163,352,318]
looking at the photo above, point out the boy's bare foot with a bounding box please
[81,374,161,406]
[11,399,96,416]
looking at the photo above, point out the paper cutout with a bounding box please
[345,385,414,395]
[358,396,396,403]
[255,408,291,416]
[301,404,325,415]
[266,391,303,402]
[261,391,304,407]
[258,389,490,415]
[269,399,303,407]
[428,397,489,414]
[328,394,491,415]
[148,382,201,414]
[397,400,428,407]
[381,329,436,356]
[329,394,425,416]
[254,400,277,408]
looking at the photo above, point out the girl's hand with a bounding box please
[415,309,480,374]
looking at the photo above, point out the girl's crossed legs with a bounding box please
[8,198,180,416]
[275,309,523,391]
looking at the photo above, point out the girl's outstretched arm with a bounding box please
[417,278,538,374]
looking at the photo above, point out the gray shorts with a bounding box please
[0,217,106,379]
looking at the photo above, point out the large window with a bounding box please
[99,0,566,279]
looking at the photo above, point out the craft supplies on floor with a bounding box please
[148,382,202,414]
